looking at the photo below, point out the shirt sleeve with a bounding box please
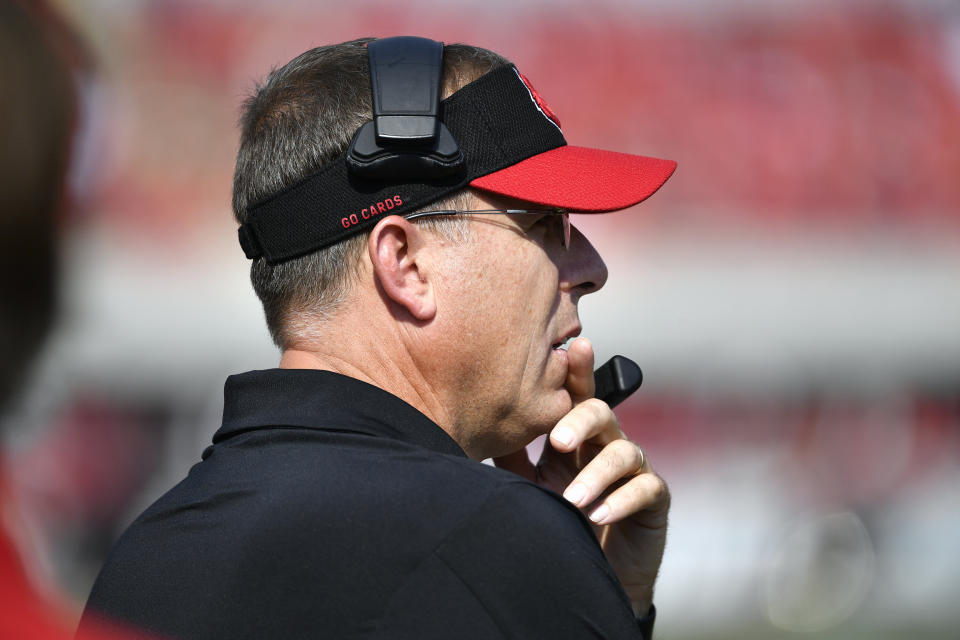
[377,481,652,639]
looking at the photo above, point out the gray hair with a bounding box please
[233,39,509,348]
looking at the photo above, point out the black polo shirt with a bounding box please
[80,369,654,639]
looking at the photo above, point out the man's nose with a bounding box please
[560,224,608,298]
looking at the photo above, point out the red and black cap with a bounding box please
[238,64,676,265]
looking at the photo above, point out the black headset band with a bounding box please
[238,64,566,265]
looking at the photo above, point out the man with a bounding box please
[80,37,676,639]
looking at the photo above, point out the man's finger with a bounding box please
[587,472,670,526]
[561,439,644,508]
[548,397,621,453]
[564,336,595,405]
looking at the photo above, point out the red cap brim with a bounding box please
[470,145,677,212]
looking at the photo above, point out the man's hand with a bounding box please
[494,337,670,615]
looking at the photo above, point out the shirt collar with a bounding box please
[215,369,467,458]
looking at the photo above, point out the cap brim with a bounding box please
[469,145,677,212]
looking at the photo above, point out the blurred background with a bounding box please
[2,0,958,638]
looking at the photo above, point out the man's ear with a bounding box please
[368,216,437,321]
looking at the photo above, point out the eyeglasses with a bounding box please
[403,209,570,250]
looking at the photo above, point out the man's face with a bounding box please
[428,191,608,459]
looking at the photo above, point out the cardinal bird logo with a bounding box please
[516,69,562,131]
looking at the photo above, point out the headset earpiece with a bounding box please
[346,37,465,183]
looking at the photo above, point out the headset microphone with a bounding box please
[593,356,643,408]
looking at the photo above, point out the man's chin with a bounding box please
[479,388,574,458]
[528,388,575,436]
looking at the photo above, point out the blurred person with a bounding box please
[0,0,79,636]
[0,0,71,412]
[79,37,676,639]
[0,2,154,638]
